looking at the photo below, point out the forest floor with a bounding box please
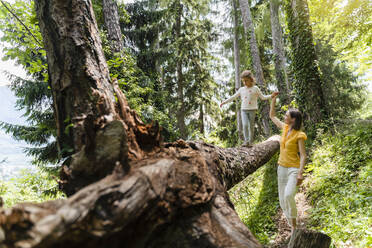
[267,191,311,248]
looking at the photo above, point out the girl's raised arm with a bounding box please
[256,86,271,100]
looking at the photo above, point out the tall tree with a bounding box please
[285,0,328,126]
[232,0,243,139]
[120,0,177,140]
[160,0,219,139]
[102,0,124,53]
[0,1,282,247]
[238,0,271,136]
[174,0,187,139]
[269,0,290,104]
[122,0,165,81]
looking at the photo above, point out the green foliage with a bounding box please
[308,0,372,78]
[304,123,372,247]
[120,0,181,140]
[357,92,372,119]
[315,39,367,120]
[160,0,220,139]
[122,0,221,140]
[0,168,65,207]
[0,1,45,76]
[0,0,57,166]
[229,154,279,244]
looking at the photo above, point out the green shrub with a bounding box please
[229,154,279,244]
[0,168,65,207]
[304,123,372,247]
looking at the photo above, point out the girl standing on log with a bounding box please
[220,70,276,147]
[269,93,307,235]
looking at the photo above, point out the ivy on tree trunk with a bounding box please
[285,0,328,127]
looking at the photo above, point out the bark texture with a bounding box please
[0,0,282,247]
[238,0,271,136]
[269,0,290,104]
[102,0,124,53]
[288,229,331,248]
[232,0,243,139]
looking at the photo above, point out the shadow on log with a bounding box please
[288,229,332,248]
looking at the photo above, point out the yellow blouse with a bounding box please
[278,124,307,168]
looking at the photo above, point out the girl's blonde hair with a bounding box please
[240,70,256,85]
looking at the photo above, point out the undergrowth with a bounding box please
[229,122,371,247]
[304,122,372,247]
[0,168,65,207]
[229,154,279,244]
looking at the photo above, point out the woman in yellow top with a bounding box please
[269,93,307,235]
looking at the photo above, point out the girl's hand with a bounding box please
[296,173,304,186]
[271,92,279,98]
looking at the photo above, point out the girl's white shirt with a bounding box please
[222,86,270,110]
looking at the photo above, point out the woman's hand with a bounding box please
[296,173,304,186]
[271,91,279,99]
[220,103,224,108]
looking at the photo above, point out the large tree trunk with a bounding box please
[232,0,243,140]
[238,0,271,136]
[34,0,161,196]
[102,0,124,53]
[284,0,328,125]
[0,0,281,247]
[269,0,290,104]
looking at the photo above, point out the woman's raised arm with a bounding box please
[269,94,284,129]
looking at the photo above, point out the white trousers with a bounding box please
[277,165,299,219]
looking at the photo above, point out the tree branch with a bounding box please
[0,0,43,47]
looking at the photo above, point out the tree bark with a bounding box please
[175,0,187,139]
[269,0,290,104]
[199,104,204,134]
[102,0,124,53]
[0,0,281,247]
[288,229,331,248]
[232,0,243,139]
[238,0,271,136]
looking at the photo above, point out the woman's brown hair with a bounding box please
[288,108,303,130]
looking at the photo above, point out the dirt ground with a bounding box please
[266,191,311,248]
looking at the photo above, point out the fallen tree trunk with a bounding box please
[0,0,281,247]
[0,138,279,248]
